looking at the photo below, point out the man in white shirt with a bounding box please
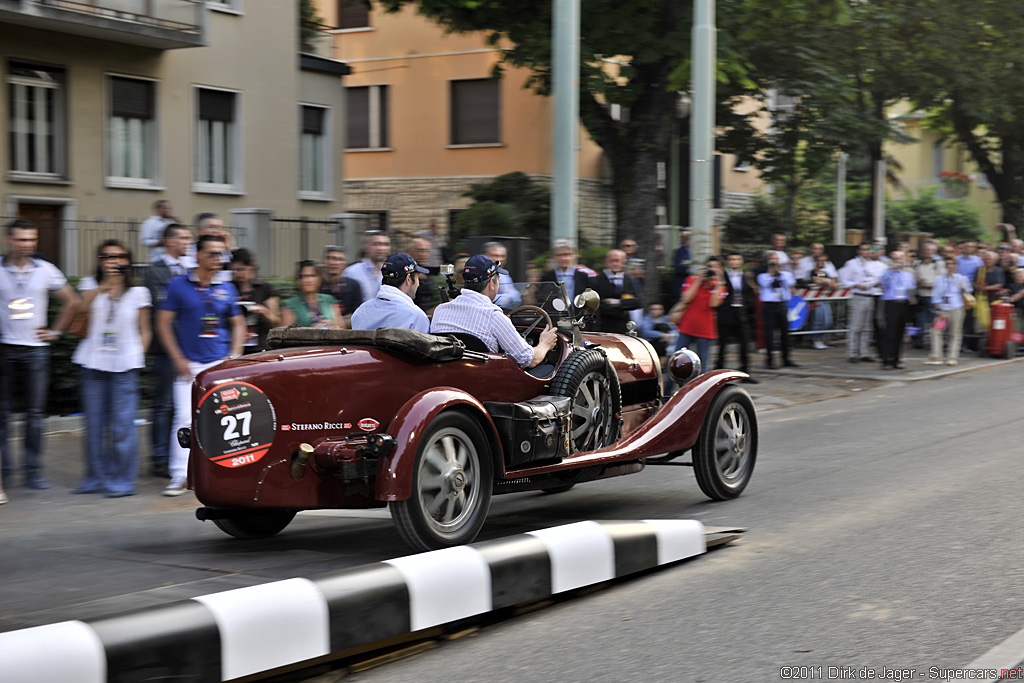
[840,242,887,362]
[794,243,838,282]
[351,253,430,332]
[431,255,556,369]
[0,220,80,490]
[770,234,792,272]
[344,231,391,304]
[139,200,177,262]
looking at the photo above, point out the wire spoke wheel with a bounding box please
[392,412,492,551]
[693,386,757,500]
[549,349,622,457]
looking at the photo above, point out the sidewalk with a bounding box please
[749,336,1022,382]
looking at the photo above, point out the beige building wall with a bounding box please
[331,4,614,246]
[2,1,348,276]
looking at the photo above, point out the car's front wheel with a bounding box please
[693,386,757,500]
[391,411,493,551]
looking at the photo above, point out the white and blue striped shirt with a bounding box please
[430,288,533,366]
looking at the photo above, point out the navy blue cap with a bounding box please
[462,254,508,283]
[381,252,429,277]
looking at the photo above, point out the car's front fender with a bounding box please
[376,387,502,501]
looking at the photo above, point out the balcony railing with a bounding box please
[33,0,202,33]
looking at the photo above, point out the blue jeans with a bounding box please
[0,344,49,481]
[80,368,140,495]
[677,333,712,374]
[150,353,175,468]
[810,302,832,342]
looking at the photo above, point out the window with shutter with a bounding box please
[337,0,370,29]
[107,75,157,184]
[300,104,331,197]
[7,61,67,177]
[450,79,500,145]
[346,85,388,150]
[194,87,240,191]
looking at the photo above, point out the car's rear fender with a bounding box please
[376,387,503,501]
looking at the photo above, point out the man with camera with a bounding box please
[755,252,798,369]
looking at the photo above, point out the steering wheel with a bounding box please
[507,305,553,340]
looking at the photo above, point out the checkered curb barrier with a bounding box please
[1,520,705,683]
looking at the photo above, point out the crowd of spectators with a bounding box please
[2,211,1023,504]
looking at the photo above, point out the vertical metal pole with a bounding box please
[690,0,715,262]
[834,153,848,244]
[551,0,580,249]
[873,159,886,241]
[669,134,680,230]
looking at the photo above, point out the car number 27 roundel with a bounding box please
[195,381,277,468]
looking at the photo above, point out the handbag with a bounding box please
[67,309,90,338]
[961,281,976,310]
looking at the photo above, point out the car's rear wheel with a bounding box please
[549,349,621,454]
[693,386,757,500]
[212,510,297,539]
[391,411,493,551]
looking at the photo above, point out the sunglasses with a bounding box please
[99,253,129,260]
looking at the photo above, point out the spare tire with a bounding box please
[549,349,622,454]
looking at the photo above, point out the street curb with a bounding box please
[0,519,706,683]
[755,354,1024,383]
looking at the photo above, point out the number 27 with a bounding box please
[221,411,252,440]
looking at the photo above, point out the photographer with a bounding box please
[755,252,798,369]
[72,240,151,497]
[674,256,726,373]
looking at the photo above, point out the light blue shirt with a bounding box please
[956,254,983,281]
[492,271,523,310]
[351,284,429,333]
[430,288,533,366]
[553,268,576,302]
[343,259,383,304]
[932,273,972,311]
[880,268,916,300]
[756,270,796,302]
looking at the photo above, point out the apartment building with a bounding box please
[1,0,350,276]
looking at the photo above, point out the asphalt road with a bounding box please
[2,366,1022,683]
[344,364,1024,683]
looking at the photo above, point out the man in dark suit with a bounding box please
[143,223,192,478]
[592,249,643,333]
[717,252,759,383]
[540,240,596,305]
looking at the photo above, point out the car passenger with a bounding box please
[430,254,557,369]
[351,253,430,332]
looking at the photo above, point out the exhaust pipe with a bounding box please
[290,443,314,481]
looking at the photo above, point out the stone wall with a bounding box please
[343,174,617,250]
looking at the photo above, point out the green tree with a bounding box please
[907,0,1024,226]
[452,172,551,251]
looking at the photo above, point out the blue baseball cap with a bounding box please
[462,254,508,283]
[381,252,429,277]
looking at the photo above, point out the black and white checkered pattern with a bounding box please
[1,520,705,683]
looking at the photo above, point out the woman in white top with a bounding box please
[72,240,152,497]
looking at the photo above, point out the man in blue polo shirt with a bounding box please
[156,234,245,496]
[351,252,430,332]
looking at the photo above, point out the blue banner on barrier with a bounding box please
[788,296,808,331]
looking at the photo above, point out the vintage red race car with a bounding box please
[184,282,757,550]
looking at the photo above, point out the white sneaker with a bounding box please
[924,358,943,365]
[812,340,828,349]
[0,489,7,504]
[163,478,187,497]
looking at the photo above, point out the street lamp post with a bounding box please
[690,0,716,262]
